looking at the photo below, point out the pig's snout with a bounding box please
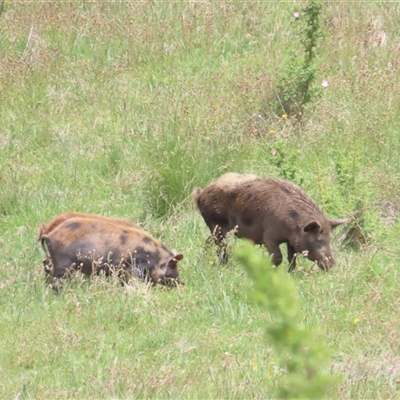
[317,254,336,271]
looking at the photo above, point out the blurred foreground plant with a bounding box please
[235,241,340,399]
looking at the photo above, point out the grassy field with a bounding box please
[1,1,400,398]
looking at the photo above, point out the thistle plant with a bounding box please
[275,0,324,121]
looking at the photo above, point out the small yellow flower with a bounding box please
[269,361,275,365]
[252,361,258,369]
[129,19,133,24]
[269,129,275,134]
[281,114,288,120]
[353,317,360,324]
[268,370,274,376]
[209,261,214,265]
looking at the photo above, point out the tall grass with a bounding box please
[1,1,400,398]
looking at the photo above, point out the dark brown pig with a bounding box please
[39,216,183,291]
[193,172,347,271]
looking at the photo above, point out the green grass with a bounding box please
[1,1,400,398]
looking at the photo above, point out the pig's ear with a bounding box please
[330,218,350,229]
[169,254,184,265]
[303,220,321,232]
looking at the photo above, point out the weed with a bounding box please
[274,0,324,121]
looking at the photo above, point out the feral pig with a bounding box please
[38,212,143,279]
[193,173,348,271]
[39,216,183,291]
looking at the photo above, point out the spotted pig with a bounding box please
[38,212,143,279]
[193,172,347,271]
[39,215,183,291]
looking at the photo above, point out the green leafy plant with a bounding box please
[268,138,303,184]
[235,241,340,399]
[332,147,379,246]
[275,0,324,120]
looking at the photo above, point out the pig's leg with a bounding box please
[218,224,231,264]
[263,238,283,266]
[51,259,76,294]
[43,257,53,283]
[287,243,297,272]
[204,226,226,263]
[208,223,229,264]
